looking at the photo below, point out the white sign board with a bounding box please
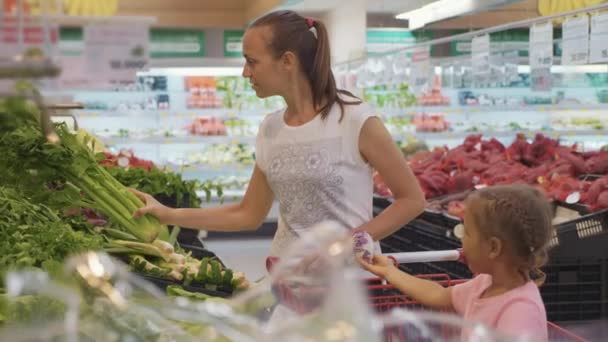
[409,46,431,96]
[590,12,608,63]
[472,34,490,86]
[530,22,553,69]
[562,15,589,65]
[84,23,149,87]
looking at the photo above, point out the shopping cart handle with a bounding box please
[384,249,466,264]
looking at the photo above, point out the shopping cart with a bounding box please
[266,250,587,342]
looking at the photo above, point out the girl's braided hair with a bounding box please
[466,184,554,285]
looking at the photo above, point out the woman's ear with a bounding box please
[281,51,297,71]
[488,236,503,259]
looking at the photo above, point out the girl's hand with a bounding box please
[357,254,396,279]
[128,188,173,224]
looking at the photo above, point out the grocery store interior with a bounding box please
[2,0,608,340]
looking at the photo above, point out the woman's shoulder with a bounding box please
[258,108,285,140]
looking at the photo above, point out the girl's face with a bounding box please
[241,26,288,99]
[461,205,494,275]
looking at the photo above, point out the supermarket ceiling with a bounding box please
[111,0,539,29]
[115,0,284,28]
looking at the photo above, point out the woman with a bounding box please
[131,10,425,257]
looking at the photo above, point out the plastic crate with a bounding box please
[550,209,608,259]
[541,258,608,322]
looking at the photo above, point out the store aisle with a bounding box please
[204,238,272,282]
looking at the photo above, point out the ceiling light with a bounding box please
[396,0,514,30]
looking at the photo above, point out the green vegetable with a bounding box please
[166,285,225,302]
[196,258,210,283]
[128,255,171,278]
[0,113,167,242]
[106,240,172,262]
[221,269,233,289]
[105,166,201,209]
[0,187,103,274]
[206,260,222,290]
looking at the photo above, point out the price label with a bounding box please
[562,16,589,65]
[530,22,553,69]
[590,12,608,63]
[472,34,490,86]
[409,46,430,97]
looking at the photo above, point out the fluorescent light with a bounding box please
[396,0,476,30]
[396,0,514,30]
[137,67,244,77]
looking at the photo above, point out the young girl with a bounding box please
[360,185,552,340]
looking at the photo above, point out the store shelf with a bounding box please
[74,109,270,118]
[382,104,608,116]
[393,129,608,141]
[102,135,256,145]
[167,163,253,174]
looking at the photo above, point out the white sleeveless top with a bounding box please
[255,98,381,257]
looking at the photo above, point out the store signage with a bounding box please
[590,12,608,63]
[366,28,417,55]
[83,23,149,87]
[530,22,553,69]
[471,34,490,86]
[562,15,589,65]
[409,46,431,96]
[0,16,58,58]
[224,30,244,58]
[150,29,205,58]
[57,27,205,59]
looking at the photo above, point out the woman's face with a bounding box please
[242,26,286,98]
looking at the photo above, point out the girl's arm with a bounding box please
[357,117,426,240]
[360,255,454,310]
[131,165,274,231]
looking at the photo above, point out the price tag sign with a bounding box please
[530,22,553,69]
[84,23,149,87]
[590,12,608,63]
[472,34,490,86]
[409,46,430,96]
[562,16,589,65]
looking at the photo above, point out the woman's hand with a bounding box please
[357,254,396,279]
[128,188,173,224]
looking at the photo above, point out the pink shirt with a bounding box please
[451,274,548,341]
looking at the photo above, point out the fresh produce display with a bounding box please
[105,165,202,209]
[186,117,228,136]
[363,83,417,109]
[100,148,156,171]
[0,95,248,303]
[0,186,103,272]
[374,133,608,213]
[412,113,450,132]
[180,143,255,165]
[417,77,450,106]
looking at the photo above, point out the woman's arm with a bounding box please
[132,165,274,231]
[357,117,426,240]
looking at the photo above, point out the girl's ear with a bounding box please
[488,236,503,260]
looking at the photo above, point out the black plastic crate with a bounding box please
[550,209,608,259]
[541,258,608,322]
